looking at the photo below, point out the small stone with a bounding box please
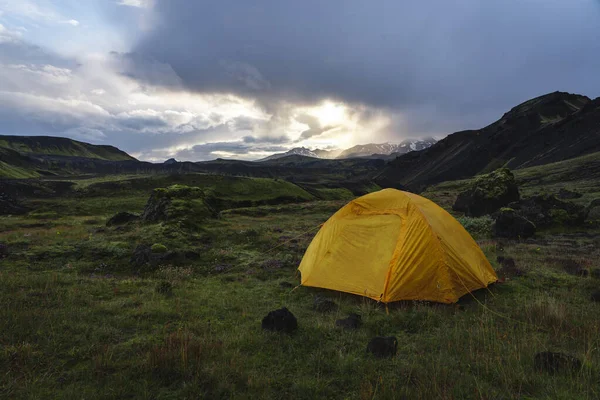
[279,282,294,288]
[366,336,398,358]
[591,290,600,302]
[261,307,298,333]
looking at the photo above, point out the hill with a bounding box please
[376,92,600,191]
[0,135,136,162]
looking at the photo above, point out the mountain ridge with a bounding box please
[258,138,437,162]
[0,135,136,162]
[376,91,600,191]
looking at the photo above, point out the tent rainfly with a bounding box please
[298,189,497,303]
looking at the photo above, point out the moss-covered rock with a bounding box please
[453,168,520,217]
[141,185,217,226]
[508,194,586,228]
[493,208,536,239]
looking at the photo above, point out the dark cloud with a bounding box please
[110,52,183,89]
[131,0,600,134]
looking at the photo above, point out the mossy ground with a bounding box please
[1,172,600,399]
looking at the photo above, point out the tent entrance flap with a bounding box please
[311,214,402,299]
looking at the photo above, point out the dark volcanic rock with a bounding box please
[335,313,362,330]
[453,168,520,217]
[508,195,586,228]
[130,244,169,271]
[534,351,582,373]
[106,211,139,227]
[591,290,600,302]
[366,336,398,358]
[493,208,536,239]
[313,296,338,313]
[557,188,583,199]
[261,307,298,333]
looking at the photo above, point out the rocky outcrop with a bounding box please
[508,194,586,228]
[453,168,520,217]
[141,185,217,225]
[493,208,536,239]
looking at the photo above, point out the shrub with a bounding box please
[457,216,493,238]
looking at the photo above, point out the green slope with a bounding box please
[421,150,600,210]
[0,135,136,161]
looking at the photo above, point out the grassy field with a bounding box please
[2,169,600,399]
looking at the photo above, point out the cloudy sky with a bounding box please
[1,1,599,161]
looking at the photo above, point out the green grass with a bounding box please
[2,168,600,398]
[0,160,40,179]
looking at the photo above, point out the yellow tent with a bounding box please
[298,189,497,303]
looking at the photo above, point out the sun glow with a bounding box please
[308,101,347,126]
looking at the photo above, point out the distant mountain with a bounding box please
[337,138,437,159]
[376,91,600,191]
[0,135,136,161]
[164,158,178,165]
[259,147,321,161]
[258,139,435,162]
